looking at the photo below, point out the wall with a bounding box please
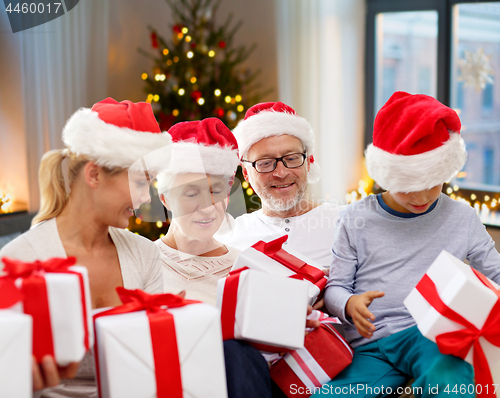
[106,0,277,103]
[0,8,28,206]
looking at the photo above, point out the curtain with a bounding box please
[20,0,109,211]
[275,0,365,203]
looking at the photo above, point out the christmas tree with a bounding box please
[140,0,270,130]
[131,0,267,239]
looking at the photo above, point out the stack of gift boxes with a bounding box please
[216,235,354,397]
[405,250,500,396]
[0,257,92,398]
[0,236,358,398]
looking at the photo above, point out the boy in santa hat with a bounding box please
[320,92,500,397]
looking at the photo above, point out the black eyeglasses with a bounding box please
[242,153,307,173]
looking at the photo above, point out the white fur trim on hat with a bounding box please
[233,111,315,159]
[365,132,466,193]
[156,141,239,195]
[62,108,172,170]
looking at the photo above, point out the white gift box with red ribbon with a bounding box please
[0,257,93,366]
[404,250,500,397]
[217,268,309,351]
[231,236,326,305]
[94,288,227,398]
[270,316,353,398]
[0,310,32,398]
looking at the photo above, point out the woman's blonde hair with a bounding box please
[32,149,118,225]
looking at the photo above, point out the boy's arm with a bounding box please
[467,213,500,284]
[324,217,358,323]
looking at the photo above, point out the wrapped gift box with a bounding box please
[217,268,309,351]
[1,257,93,366]
[231,236,326,305]
[94,288,227,398]
[270,318,352,398]
[404,250,500,393]
[0,310,32,398]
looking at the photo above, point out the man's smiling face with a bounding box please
[242,134,309,215]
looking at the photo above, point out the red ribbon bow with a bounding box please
[253,235,326,289]
[0,256,89,362]
[94,288,200,398]
[416,269,500,397]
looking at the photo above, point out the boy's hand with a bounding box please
[346,291,385,339]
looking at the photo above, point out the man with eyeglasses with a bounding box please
[215,101,340,271]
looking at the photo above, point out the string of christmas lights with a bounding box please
[0,190,14,214]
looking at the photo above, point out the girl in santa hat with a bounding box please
[155,118,277,398]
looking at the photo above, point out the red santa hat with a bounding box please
[232,102,320,183]
[62,98,172,170]
[365,91,466,193]
[160,117,239,176]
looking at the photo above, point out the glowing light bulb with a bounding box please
[214,89,221,96]
[198,98,205,105]
[173,109,179,116]
[208,50,215,57]
[163,49,169,55]
[156,221,163,228]
[190,76,197,83]
[178,88,185,96]
[185,36,192,42]
[237,105,244,112]
[141,73,148,80]
[153,94,160,102]
[187,51,194,59]
[182,27,188,34]
[235,95,242,102]
[224,96,231,103]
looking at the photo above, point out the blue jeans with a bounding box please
[313,325,474,397]
[224,339,273,398]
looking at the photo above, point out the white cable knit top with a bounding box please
[155,239,240,306]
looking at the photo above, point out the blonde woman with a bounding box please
[0,98,171,396]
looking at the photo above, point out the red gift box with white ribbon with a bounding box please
[231,235,327,305]
[405,250,500,398]
[270,315,353,397]
[217,267,310,351]
[0,256,92,366]
[94,288,228,398]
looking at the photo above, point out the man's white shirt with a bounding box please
[215,203,342,269]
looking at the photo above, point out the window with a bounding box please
[374,11,438,113]
[366,0,500,211]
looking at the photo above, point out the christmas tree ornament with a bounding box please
[150,31,159,49]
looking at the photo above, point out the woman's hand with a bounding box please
[32,355,80,391]
[345,291,385,339]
